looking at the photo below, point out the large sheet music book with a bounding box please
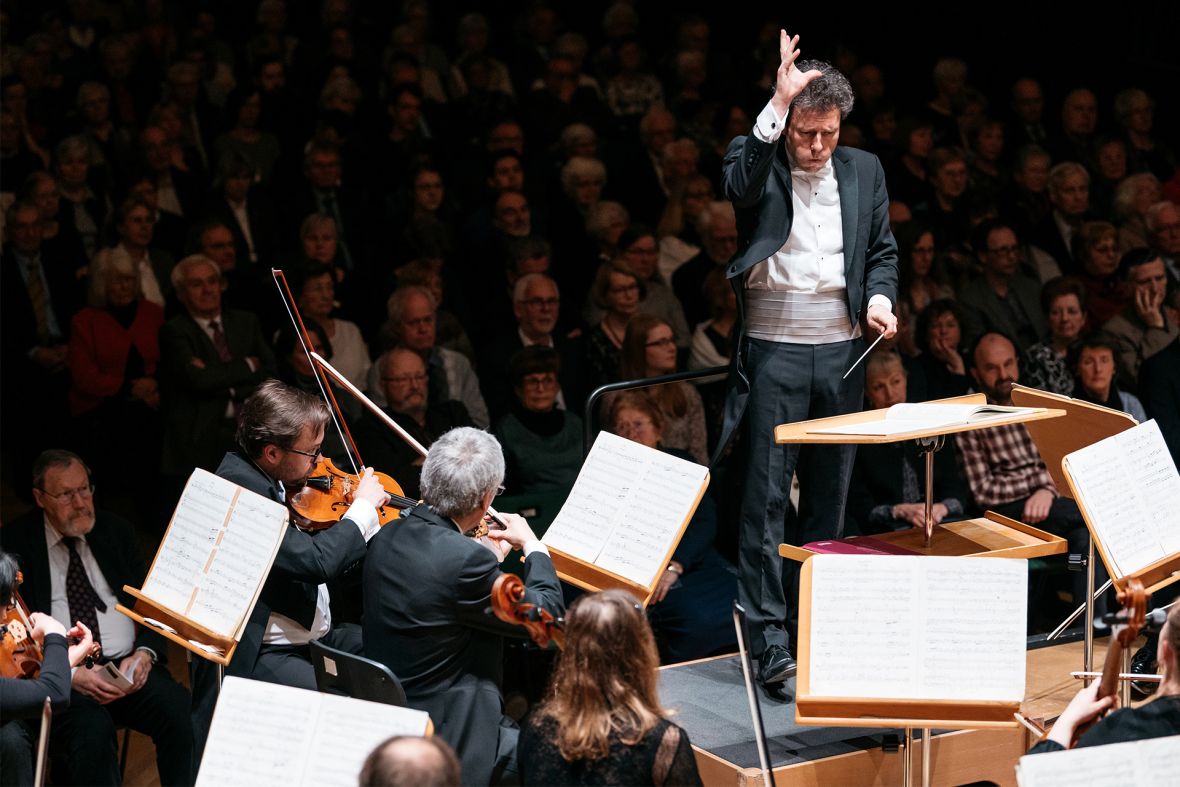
[195,677,431,787]
[797,554,1027,728]
[1015,735,1180,787]
[1062,419,1180,589]
[807,402,1045,436]
[541,431,709,604]
[116,469,289,665]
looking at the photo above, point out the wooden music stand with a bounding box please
[116,590,238,667]
[775,393,1068,558]
[795,556,1026,787]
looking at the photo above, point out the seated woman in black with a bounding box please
[0,551,95,786]
[608,391,737,664]
[1028,601,1179,752]
[520,589,703,786]
[494,346,583,496]
[915,298,972,400]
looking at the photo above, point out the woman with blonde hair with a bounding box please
[520,589,703,786]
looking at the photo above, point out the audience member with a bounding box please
[915,298,971,400]
[584,258,642,391]
[848,350,970,533]
[1102,248,1178,390]
[494,346,583,496]
[4,450,194,786]
[1073,220,1127,329]
[1069,332,1147,420]
[1021,276,1089,395]
[1027,162,1092,279]
[959,218,1047,351]
[293,264,370,389]
[672,201,738,328]
[91,196,173,309]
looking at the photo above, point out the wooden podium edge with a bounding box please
[118,586,236,666]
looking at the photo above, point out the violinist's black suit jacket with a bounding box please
[190,451,368,757]
[362,504,563,786]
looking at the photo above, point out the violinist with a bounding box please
[3,450,194,786]
[362,427,563,787]
[190,379,390,760]
[1027,602,1180,753]
[0,550,95,787]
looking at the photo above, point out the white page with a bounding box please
[1016,735,1180,787]
[141,470,237,615]
[196,677,430,787]
[542,432,707,588]
[810,403,1037,436]
[806,556,1027,701]
[302,693,431,787]
[1064,420,1179,577]
[595,448,708,586]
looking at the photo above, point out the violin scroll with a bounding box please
[491,573,564,649]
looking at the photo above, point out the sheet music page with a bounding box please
[187,487,288,637]
[141,470,237,615]
[807,556,1026,701]
[302,694,431,787]
[195,677,318,787]
[595,447,708,586]
[543,433,707,588]
[809,404,1038,436]
[1016,735,1180,787]
[808,556,920,698]
[1064,420,1179,577]
[195,678,431,787]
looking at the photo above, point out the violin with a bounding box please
[1,572,43,679]
[289,457,417,531]
[490,573,564,649]
[1071,577,1149,745]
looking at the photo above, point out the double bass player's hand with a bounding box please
[1046,681,1118,748]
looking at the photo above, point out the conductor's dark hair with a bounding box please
[236,380,331,459]
[792,60,855,119]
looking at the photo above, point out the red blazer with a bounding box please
[68,299,165,416]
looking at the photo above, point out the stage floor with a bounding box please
[658,634,1111,786]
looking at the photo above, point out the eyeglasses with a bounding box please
[495,485,505,496]
[520,297,559,309]
[645,337,676,348]
[37,484,95,505]
[608,283,640,295]
[286,446,323,461]
[986,245,1022,256]
[521,374,558,389]
[383,373,428,386]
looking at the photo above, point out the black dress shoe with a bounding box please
[1130,639,1159,700]
[758,644,796,686]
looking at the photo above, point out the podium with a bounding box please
[775,393,1069,559]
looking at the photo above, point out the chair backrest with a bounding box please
[309,639,407,706]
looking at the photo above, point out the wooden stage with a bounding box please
[659,634,1126,787]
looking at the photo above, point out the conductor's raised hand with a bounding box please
[771,29,823,116]
[353,467,391,510]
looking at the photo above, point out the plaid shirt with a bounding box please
[954,422,1056,508]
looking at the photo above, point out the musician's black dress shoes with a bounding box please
[758,644,796,687]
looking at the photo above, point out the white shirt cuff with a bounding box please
[522,540,549,559]
[867,294,893,313]
[245,357,258,372]
[753,101,788,143]
[346,499,381,542]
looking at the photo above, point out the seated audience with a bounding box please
[1072,220,1126,330]
[1103,248,1178,391]
[584,259,642,392]
[608,392,736,663]
[1021,276,1089,395]
[494,347,583,496]
[90,196,174,310]
[959,218,1047,352]
[294,264,371,390]
[4,450,194,786]
[1069,333,1148,420]
[848,351,971,534]
[915,298,971,400]
[520,589,704,785]
[359,735,462,787]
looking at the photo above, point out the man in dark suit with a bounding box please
[1,201,83,476]
[363,427,563,786]
[4,450,194,786]
[190,380,390,758]
[716,31,898,690]
[158,254,276,484]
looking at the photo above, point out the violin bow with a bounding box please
[271,268,364,476]
[310,351,509,530]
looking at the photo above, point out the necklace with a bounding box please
[602,317,625,347]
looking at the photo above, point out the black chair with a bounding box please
[309,639,407,706]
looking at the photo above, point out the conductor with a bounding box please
[716,30,899,690]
